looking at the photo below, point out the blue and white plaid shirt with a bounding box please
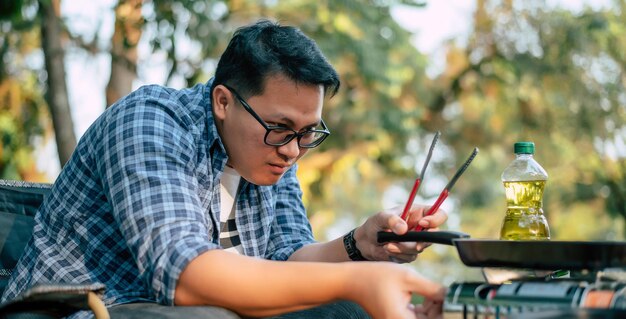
[1,79,316,317]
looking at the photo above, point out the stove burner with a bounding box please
[445,268,626,318]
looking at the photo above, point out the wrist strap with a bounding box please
[343,228,367,261]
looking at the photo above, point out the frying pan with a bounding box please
[377,230,626,270]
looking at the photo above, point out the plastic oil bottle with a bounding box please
[499,141,550,240]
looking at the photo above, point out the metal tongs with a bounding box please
[399,131,441,221]
[398,132,479,231]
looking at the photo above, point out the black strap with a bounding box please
[343,228,367,261]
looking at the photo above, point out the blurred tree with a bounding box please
[430,0,625,238]
[106,0,143,107]
[39,0,76,165]
[0,0,76,172]
[0,0,54,180]
[141,0,234,86]
[2,0,624,243]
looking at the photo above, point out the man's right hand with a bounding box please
[176,250,445,319]
[345,262,446,319]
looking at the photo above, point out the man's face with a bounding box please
[213,75,325,185]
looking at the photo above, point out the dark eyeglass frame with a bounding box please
[222,84,330,148]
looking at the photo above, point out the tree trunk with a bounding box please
[106,0,143,107]
[39,0,76,167]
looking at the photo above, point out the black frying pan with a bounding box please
[377,230,626,270]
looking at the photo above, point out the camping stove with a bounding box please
[444,268,626,318]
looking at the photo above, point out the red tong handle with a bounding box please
[400,179,421,221]
[413,189,449,231]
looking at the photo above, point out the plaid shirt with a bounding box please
[1,80,315,317]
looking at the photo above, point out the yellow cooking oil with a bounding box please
[499,180,550,240]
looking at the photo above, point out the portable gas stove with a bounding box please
[377,230,626,318]
[444,268,626,318]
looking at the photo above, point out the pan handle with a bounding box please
[376,230,470,245]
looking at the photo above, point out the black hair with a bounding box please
[211,19,340,99]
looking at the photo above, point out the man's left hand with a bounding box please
[353,206,448,263]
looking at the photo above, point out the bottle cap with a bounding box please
[514,142,535,154]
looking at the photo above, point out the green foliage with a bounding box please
[143,0,233,85]
[2,0,624,243]
[0,0,26,20]
[431,0,625,239]
[0,1,49,181]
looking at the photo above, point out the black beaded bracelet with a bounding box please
[343,228,367,261]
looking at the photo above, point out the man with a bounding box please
[2,19,447,318]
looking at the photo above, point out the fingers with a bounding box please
[406,271,447,301]
[382,241,428,264]
[370,264,444,319]
[385,242,430,255]
[415,208,447,229]
[406,208,425,228]
[413,299,444,319]
[404,206,447,229]
[414,242,432,252]
[372,211,408,234]
[385,242,417,253]
[376,206,446,234]
[424,299,444,319]
[365,208,444,262]
[358,212,409,261]
[387,251,418,263]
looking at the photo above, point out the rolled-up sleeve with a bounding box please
[265,165,316,261]
[98,86,219,304]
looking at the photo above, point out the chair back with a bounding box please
[0,180,52,296]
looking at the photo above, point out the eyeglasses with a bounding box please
[223,84,330,148]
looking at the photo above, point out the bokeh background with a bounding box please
[1,0,624,286]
